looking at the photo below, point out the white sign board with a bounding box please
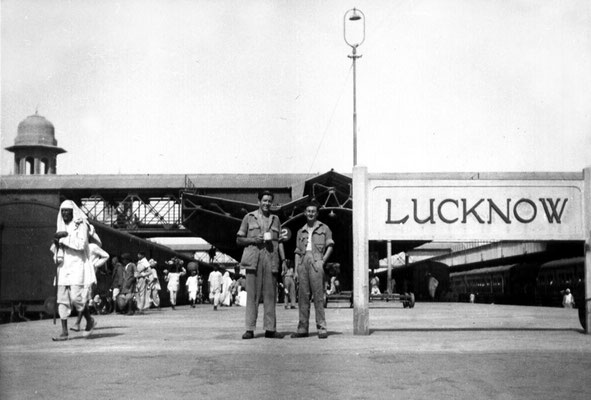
[368,180,584,241]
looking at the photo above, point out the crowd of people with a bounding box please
[110,252,163,315]
[109,256,249,314]
[50,192,338,341]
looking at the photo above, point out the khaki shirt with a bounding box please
[294,221,334,262]
[237,210,282,273]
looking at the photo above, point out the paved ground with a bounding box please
[1,302,590,400]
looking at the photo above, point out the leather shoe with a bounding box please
[290,332,309,338]
[318,331,328,339]
[242,330,254,340]
[265,330,283,339]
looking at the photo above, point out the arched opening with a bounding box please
[40,158,49,175]
[25,157,34,175]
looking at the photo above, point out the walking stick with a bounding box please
[53,263,59,325]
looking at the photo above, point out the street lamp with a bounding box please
[344,8,365,167]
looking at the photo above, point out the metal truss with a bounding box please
[312,182,353,209]
[80,193,184,230]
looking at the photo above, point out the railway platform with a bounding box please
[1,302,590,399]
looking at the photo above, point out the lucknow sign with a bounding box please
[370,181,584,241]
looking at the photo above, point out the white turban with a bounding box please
[57,200,88,232]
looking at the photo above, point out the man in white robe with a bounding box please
[51,200,97,341]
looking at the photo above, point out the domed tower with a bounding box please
[5,112,66,175]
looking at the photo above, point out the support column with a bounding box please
[353,165,369,335]
[584,167,591,333]
[387,240,392,294]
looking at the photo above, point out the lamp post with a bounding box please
[346,8,369,335]
[344,8,365,166]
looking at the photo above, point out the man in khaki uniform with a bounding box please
[291,200,334,339]
[237,190,285,339]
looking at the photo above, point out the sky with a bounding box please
[1,0,590,176]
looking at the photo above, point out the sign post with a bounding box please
[353,166,369,335]
[387,240,393,294]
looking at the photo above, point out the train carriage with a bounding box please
[535,257,584,307]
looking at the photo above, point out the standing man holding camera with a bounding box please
[237,190,286,339]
